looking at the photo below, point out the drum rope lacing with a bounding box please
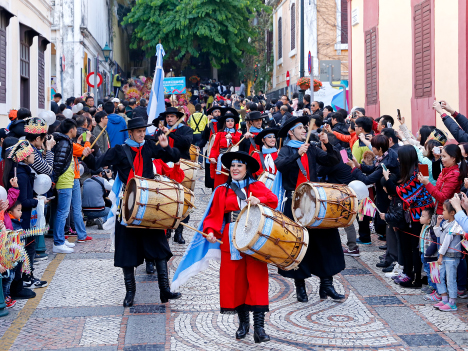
[316,194,358,221]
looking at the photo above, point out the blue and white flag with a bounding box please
[103,175,124,248]
[147,43,166,135]
[171,187,222,291]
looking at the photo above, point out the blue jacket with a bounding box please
[107,114,128,147]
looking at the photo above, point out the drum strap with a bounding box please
[258,151,266,170]
[230,183,246,200]
[296,158,308,179]
[249,137,258,151]
[209,122,216,135]
[123,145,136,173]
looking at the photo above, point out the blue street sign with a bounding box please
[163,77,186,94]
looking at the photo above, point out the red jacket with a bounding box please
[152,159,185,183]
[425,164,462,214]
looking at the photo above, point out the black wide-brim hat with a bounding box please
[120,117,152,132]
[156,107,184,122]
[254,127,280,146]
[221,151,260,174]
[206,106,224,116]
[245,111,263,121]
[217,108,240,126]
[277,116,310,138]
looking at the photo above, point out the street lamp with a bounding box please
[102,42,112,62]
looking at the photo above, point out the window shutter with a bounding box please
[278,18,282,59]
[38,50,45,109]
[365,27,378,105]
[266,30,273,63]
[341,0,348,44]
[291,4,296,50]
[414,0,431,98]
[0,28,6,103]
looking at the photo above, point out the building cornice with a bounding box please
[19,0,52,27]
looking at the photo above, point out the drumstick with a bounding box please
[180,222,223,244]
[155,116,186,146]
[305,118,315,145]
[195,151,212,161]
[228,136,246,152]
[82,126,106,159]
[244,192,253,229]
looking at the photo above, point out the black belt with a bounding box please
[220,147,228,154]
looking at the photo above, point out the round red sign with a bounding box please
[86,72,103,88]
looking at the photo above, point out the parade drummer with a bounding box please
[251,127,280,178]
[209,108,242,188]
[201,105,224,189]
[274,116,346,303]
[153,107,193,244]
[203,151,278,343]
[240,111,264,154]
[92,117,182,307]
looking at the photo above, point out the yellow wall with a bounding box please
[350,0,365,108]
[378,0,413,123]
[434,0,459,132]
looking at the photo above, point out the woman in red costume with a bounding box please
[252,128,280,179]
[204,151,278,343]
[209,108,242,188]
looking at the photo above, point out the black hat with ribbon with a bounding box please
[221,151,260,174]
[120,117,152,132]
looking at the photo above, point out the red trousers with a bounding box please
[219,251,269,313]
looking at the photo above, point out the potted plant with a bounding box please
[189,75,200,84]
[313,79,323,92]
[297,77,310,90]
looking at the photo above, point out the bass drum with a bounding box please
[233,204,309,271]
[189,144,199,162]
[206,134,216,158]
[123,176,185,229]
[292,182,358,229]
[153,175,195,220]
[180,160,201,191]
[258,171,276,190]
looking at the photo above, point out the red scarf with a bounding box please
[295,153,310,188]
[127,146,144,183]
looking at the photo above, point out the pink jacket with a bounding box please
[4,187,20,230]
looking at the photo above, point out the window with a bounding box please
[0,11,8,104]
[365,27,378,106]
[414,0,432,98]
[38,37,48,109]
[341,0,348,44]
[266,30,273,64]
[278,17,282,60]
[290,4,296,50]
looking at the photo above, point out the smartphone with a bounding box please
[433,146,441,155]
[381,163,388,172]
[340,149,349,163]
[81,132,87,142]
[397,109,401,122]
[420,164,429,177]
[387,122,392,128]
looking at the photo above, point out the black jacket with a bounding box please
[318,146,354,184]
[385,195,404,228]
[9,164,38,230]
[275,142,339,191]
[156,124,193,160]
[52,132,74,182]
[442,112,468,143]
[272,111,283,125]
[133,106,149,123]
[332,122,350,149]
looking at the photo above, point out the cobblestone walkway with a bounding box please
[1,171,468,350]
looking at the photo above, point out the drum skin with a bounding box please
[258,171,276,190]
[292,182,358,229]
[233,204,309,271]
[180,160,201,191]
[123,176,185,229]
[189,144,199,162]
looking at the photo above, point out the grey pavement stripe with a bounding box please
[125,315,166,345]
[123,345,165,351]
[398,333,449,347]
[345,275,392,296]
[446,332,468,346]
[63,252,115,259]
[44,347,117,351]
[364,296,404,305]
[341,268,372,275]
[32,306,125,318]
[374,306,434,334]
[129,305,166,314]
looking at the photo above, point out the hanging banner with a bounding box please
[163,77,186,94]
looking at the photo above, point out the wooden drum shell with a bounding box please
[180,160,201,192]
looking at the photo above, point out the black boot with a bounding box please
[146,260,155,274]
[122,267,136,307]
[295,279,308,302]
[166,229,172,239]
[155,260,182,303]
[173,227,185,244]
[253,312,270,343]
[235,310,250,339]
[319,276,345,301]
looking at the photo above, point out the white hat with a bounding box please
[112,98,120,103]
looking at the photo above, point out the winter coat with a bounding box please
[441,112,468,143]
[332,122,350,149]
[52,133,74,182]
[107,113,128,148]
[425,164,462,214]
[385,195,405,228]
[9,164,38,230]
[133,106,149,123]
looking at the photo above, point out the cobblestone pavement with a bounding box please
[1,170,468,351]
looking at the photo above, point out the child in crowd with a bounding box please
[433,200,462,311]
[419,208,440,300]
[7,201,22,230]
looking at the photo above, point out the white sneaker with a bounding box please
[53,244,74,254]
[385,264,403,278]
[64,240,75,248]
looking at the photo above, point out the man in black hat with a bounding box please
[240,111,264,154]
[153,107,193,244]
[274,116,345,303]
[91,117,182,307]
[154,107,193,161]
[201,105,224,189]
